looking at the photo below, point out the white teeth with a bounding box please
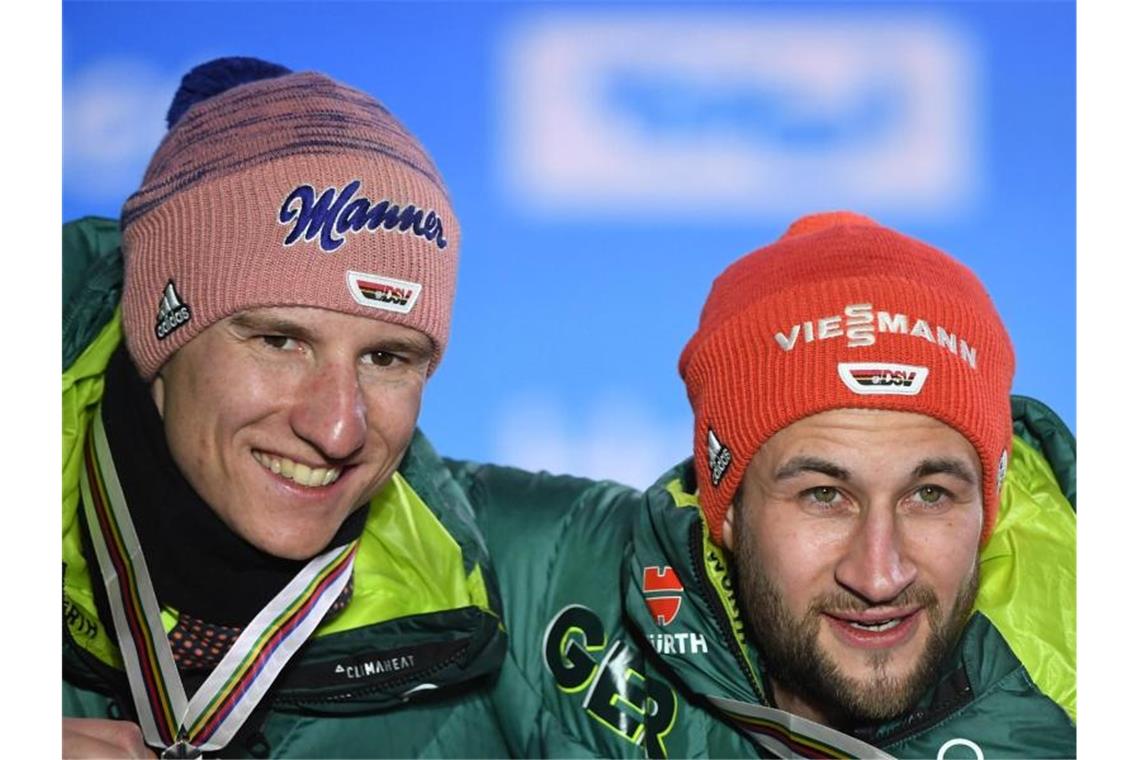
[254,451,341,488]
[849,618,901,632]
[294,463,312,484]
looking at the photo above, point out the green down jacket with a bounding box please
[64,216,1076,758]
[62,217,518,757]
[456,396,1077,753]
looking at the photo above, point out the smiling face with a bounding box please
[722,408,983,727]
[150,306,433,560]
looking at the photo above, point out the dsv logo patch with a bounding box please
[543,605,677,758]
[346,271,422,315]
[837,362,929,396]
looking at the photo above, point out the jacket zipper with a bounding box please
[858,664,973,748]
[686,520,765,702]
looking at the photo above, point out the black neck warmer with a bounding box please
[97,344,368,627]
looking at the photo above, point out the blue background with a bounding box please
[63,1,1075,487]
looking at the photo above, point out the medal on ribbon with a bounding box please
[80,410,358,755]
[707,695,896,759]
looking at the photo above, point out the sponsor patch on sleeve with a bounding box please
[346,271,422,315]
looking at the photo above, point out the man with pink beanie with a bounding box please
[61,56,583,757]
[472,212,1075,757]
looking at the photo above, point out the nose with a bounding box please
[834,504,918,605]
[290,359,367,461]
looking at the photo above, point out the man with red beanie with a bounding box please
[471,212,1075,757]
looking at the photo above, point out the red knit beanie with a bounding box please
[120,58,458,379]
[679,212,1015,545]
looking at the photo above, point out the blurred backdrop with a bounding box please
[63,1,1075,488]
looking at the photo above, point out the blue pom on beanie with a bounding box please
[165,56,293,129]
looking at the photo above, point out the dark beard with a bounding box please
[733,522,978,727]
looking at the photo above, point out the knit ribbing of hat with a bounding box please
[123,74,446,230]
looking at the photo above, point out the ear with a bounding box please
[721,502,736,552]
[150,373,166,419]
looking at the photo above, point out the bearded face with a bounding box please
[721,409,985,726]
[732,517,978,723]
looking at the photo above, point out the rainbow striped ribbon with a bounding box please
[80,410,358,755]
[706,695,896,759]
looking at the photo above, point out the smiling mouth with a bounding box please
[252,451,342,488]
[824,607,922,646]
[846,618,904,632]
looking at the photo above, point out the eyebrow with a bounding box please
[773,455,979,486]
[774,457,851,481]
[228,313,434,359]
[229,313,318,343]
[911,458,978,486]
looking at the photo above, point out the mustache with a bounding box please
[806,584,940,616]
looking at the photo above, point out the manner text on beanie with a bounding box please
[679,212,1015,545]
[119,57,459,379]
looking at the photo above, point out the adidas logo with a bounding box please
[707,427,732,487]
[154,280,191,340]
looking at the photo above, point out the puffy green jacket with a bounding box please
[458,395,1076,754]
[62,218,514,757]
[64,216,1077,758]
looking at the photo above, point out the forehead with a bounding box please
[754,408,980,477]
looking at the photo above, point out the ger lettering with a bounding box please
[278,180,448,253]
[544,605,677,758]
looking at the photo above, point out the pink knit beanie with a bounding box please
[119,57,459,379]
